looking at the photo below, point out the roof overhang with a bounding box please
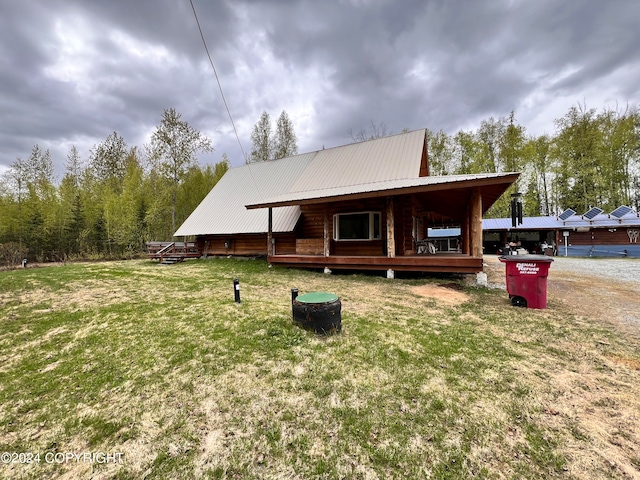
[246,172,520,210]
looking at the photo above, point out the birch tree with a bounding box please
[88,132,129,190]
[273,110,298,159]
[249,111,274,162]
[348,120,391,142]
[426,129,453,176]
[149,108,214,233]
[551,105,603,212]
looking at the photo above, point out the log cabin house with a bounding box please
[173,129,519,275]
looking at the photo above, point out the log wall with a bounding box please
[198,233,297,256]
[558,227,640,246]
[298,197,411,256]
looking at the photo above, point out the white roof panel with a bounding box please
[174,153,316,236]
[289,129,426,193]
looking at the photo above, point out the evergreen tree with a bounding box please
[65,194,85,255]
[91,212,107,255]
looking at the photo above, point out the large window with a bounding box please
[333,212,381,241]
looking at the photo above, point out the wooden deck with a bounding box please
[145,241,482,273]
[147,242,201,264]
[268,253,483,273]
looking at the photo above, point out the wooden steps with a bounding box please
[159,256,183,265]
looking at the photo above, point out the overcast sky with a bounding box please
[1,0,639,178]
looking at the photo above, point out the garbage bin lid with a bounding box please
[296,292,339,304]
[499,254,554,262]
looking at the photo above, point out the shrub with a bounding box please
[0,242,29,268]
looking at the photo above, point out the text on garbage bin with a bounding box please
[515,263,540,275]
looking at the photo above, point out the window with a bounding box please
[333,212,381,241]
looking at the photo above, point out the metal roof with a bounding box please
[288,129,427,193]
[483,211,640,231]
[246,172,519,209]
[175,129,429,236]
[174,153,316,236]
[175,128,519,237]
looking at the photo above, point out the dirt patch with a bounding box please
[410,284,470,306]
[608,355,640,371]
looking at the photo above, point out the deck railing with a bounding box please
[155,242,175,263]
[146,242,200,262]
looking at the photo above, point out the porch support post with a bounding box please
[470,188,483,258]
[411,197,419,251]
[323,206,330,257]
[267,207,273,257]
[462,211,470,255]
[386,197,395,258]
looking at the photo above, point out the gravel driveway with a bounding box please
[550,256,640,288]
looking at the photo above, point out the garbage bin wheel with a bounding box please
[510,295,527,308]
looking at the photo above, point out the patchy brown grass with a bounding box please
[483,255,640,478]
[0,258,639,478]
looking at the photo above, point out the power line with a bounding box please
[189,0,247,162]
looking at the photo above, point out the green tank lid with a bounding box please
[296,292,339,304]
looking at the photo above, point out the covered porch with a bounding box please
[246,173,519,275]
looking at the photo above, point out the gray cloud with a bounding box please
[1,0,639,177]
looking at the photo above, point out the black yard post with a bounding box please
[233,278,241,303]
[291,288,298,319]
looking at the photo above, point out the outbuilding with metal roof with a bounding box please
[483,208,640,257]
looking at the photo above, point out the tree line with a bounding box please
[0,108,299,266]
[0,109,228,265]
[426,105,640,219]
[1,103,638,266]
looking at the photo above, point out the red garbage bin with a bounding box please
[499,255,554,309]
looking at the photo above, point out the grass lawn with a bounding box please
[1,258,639,479]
